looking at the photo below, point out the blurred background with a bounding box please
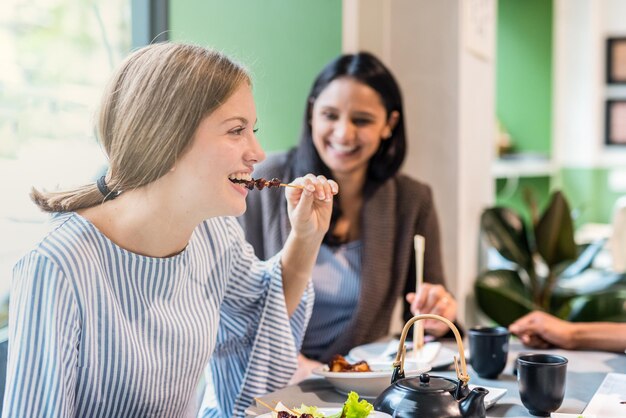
[1,0,626,328]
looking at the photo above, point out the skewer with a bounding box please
[254,398,278,412]
[234,177,306,191]
[254,398,299,416]
[414,235,426,357]
[279,183,305,189]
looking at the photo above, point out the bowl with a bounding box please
[312,360,431,399]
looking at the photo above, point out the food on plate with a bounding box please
[328,354,372,372]
[265,391,374,418]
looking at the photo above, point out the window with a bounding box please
[0,0,133,303]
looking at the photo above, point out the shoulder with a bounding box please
[25,212,96,271]
[394,174,434,202]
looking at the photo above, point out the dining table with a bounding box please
[245,340,626,417]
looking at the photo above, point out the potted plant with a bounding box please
[475,190,626,326]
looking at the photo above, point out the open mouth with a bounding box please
[228,172,252,188]
[328,142,359,155]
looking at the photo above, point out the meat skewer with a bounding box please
[232,177,305,191]
[254,398,312,418]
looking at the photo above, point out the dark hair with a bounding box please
[289,51,407,245]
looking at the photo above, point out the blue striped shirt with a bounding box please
[4,212,312,418]
[301,241,361,360]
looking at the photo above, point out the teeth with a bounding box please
[228,173,252,181]
[330,143,357,153]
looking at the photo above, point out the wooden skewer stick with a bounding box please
[414,235,426,357]
[254,398,299,416]
[280,183,305,189]
[254,398,278,412]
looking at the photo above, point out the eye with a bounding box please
[321,111,338,121]
[253,127,259,133]
[353,118,374,126]
[229,126,246,136]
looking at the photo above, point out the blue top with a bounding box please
[302,241,362,360]
[3,212,313,418]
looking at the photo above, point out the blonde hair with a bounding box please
[31,42,251,212]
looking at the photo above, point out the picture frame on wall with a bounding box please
[607,37,626,84]
[605,100,626,145]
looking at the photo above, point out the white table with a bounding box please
[245,341,626,417]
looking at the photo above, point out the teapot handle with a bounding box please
[393,314,470,385]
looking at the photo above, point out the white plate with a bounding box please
[312,360,431,399]
[470,385,507,409]
[256,408,392,418]
[348,340,461,369]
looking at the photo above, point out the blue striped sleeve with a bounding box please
[3,250,80,418]
[199,218,313,418]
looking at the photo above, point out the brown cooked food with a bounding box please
[328,354,372,372]
[231,177,282,190]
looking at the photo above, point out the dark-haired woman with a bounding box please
[239,52,457,380]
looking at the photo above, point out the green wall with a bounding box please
[497,0,553,155]
[169,0,342,152]
[495,0,622,226]
[557,168,624,227]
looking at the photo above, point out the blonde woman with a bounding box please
[3,43,337,418]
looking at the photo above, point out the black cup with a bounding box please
[468,326,510,379]
[517,354,568,416]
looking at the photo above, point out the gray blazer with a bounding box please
[238,152,448,362]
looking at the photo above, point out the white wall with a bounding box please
[343,0,496,327]
[553,0,626,169]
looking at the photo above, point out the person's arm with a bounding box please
[3,251,79,418]
[281,174,337,316]
[509,311,626,352]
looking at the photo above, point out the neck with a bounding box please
[333,168,367,202]
[79,186,199,258]
[330,169,366,242]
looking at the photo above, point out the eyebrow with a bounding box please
[220,117,258,125]
[319,106,377,119]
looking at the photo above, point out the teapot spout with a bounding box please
[459,387,489,418]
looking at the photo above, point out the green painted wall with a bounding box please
[169,0,342,152]
[495,0,555,220]
[556,168,624,226]
[496,0,553,155]
[496,169,623,228]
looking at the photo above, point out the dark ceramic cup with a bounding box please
[468,326,510,379]
[517,354,568,416]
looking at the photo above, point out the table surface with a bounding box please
[245,341,626,417]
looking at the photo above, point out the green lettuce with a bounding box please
[327,391,374,418]
[293,404,326,418]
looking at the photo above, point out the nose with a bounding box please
[245,132,266,164]
[333,117,356,141]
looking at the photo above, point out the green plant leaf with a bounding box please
[480,208,533,274]
[475,269,539,326]
[561,288,626,322]
[534,191,577,267]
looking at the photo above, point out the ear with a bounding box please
[382,110,400,140]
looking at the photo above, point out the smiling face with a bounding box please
[171,82,265,220]
[310,77,397,182]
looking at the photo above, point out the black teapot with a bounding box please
[373,314,489,418]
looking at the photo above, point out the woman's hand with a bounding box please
[289,353,323,385]
[285,174,338,240]
[509,311,576,349]
[281,174,338,316]
[406,283,457,337]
